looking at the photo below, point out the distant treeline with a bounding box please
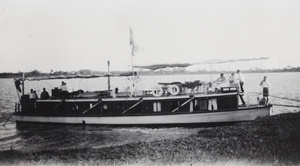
[1,67,300,78]
[0,69,106,78]
[138,67,300,75]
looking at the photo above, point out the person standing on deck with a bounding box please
[236,70,245,93]
[41,88,50,99]
[29,89,36,100]
[33,91,38,99]
[229,72,246,106]
[14,78,22,93]
[260,76,271,105]
[213,73,228,89]
[60,81,68,99]
[128,71,139,97]
[228,73,238,87]
[29,89,37,110]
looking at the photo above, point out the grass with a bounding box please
[0,111,300,166]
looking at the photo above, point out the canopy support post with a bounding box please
[82,99,102,115]
[172,95,195,113]
[108,61,111,98]
[47,99,65,114]
[22,73,25,96]
[122,98,143,114]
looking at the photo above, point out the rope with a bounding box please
[3,113,14,127]
[272,104,300,108]
[268,95,300,102]
[3,103,17,126]
[248,92,300,102]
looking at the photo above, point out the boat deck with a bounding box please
[35,92,239,102]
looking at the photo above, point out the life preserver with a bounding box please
[152,86,163,97]
[168,85,180,96]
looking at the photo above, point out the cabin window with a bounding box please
[90,103,93,108]
[103,104,108,110]
[118,104,125,112]
[153,102,161,112]
[190,101,194,112]
[73,104,79,111]
[199,100,208,111]
[194,100,199,111]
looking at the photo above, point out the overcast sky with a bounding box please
[0,0,299,73]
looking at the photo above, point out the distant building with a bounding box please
[286,66,292,70]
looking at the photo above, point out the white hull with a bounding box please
[15,106,270,125]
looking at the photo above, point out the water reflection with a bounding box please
[10,124,200,152]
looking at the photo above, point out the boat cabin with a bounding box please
[17,84,240,117]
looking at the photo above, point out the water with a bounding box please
[0,73,299,151]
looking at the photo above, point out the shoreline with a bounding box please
[0,111,299,166]
[1,70,300,79]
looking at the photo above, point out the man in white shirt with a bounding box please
[260,76,271,104]
[29,89,36,110]
[214,73,228,88]
[228,73,238,87]
[128,72,139,97]
[230,71,245,106]
[236,70,245,92]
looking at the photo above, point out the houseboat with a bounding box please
[13,70,271,126]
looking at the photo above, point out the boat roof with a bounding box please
[26,73,132,81]
[134,57,269,70]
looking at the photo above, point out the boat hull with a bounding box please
[15,106,270,126]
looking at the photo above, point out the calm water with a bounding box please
[0,73,299,151]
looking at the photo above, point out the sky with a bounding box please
[0,0,299,73]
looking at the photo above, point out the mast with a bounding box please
[210,64,212,82]
[131,50,134,75]
[22,73,25,96]
[107,61,110,98]
[130,27,134,75]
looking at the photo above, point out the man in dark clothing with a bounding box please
[40,88,50,99]
[14,78,22,93]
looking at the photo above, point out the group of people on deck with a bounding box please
[207,70,245,111]
[28,88,50,110]
[207,69,271,110]
[212,69,270,94]
[28,81,69,102]
[29,88,50,101]
[213,69,245,92]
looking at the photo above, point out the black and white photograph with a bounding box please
[0,0,299,165]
